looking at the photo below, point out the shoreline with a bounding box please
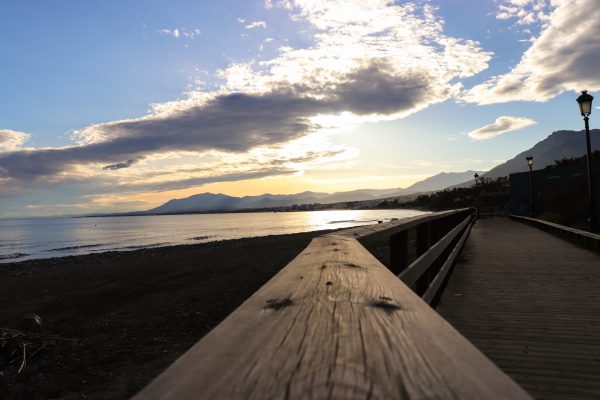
[0,229,340,270]
[1,208,418,265]
[0,229,336,399]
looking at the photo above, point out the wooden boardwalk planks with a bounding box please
[437,218,600,400]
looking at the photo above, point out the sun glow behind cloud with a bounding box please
[0,129,30,151]
[0,0,497,215]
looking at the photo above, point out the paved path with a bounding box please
[437,217,600,400]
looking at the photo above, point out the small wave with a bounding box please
[46,244,104,252]
[328,219,380,224]
[191,235,214,241]
[0,253,29,260]
[119,242,171,250]
[0,241,29,248]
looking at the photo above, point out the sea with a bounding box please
[0,209,426,263]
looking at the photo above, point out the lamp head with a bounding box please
[576,90,593,117]
[526,156,533,167]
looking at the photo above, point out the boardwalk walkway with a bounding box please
[437,218,600,400]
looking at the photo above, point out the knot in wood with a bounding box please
[368,298,401,314]
[264,298,294,311]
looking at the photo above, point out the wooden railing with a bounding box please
[135,209,531,400]
[510,214,600,254]
[354,208,475,306]
[476,206,504,218]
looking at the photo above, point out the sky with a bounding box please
[1,0,599,217]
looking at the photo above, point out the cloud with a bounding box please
[259,37,274,52]
[0,1,492,209]
[467,116,537,140]
[158,28,201,39]
[0,91,318,181]
[0,144,356,217]
[102,148,351,193]
[0,62,454,183]
[112,167,296,193]
[495,0,553,26]
[103,159,137,170]
[237,18,267,29]
[0,129,30,151]
[466,0,600,104]
[246,21,267,29]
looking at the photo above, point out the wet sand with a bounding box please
[0,230,334,399]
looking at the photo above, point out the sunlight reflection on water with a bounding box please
[0,209,427,263]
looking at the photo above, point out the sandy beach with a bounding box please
[0,230,336,399]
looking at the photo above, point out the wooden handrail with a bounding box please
[339,208,469,241]
[476,206,504,218]
[399,215,471,287]
[398,212,474,305]
[510,214,600,254]
[422,217,472,305]
[135,210,530,400]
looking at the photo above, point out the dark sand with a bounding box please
[0,230,335,400]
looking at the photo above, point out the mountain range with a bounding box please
[483,129,600,178]
[147,170,483,214]
[145,129,600,214]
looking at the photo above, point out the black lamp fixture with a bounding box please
[577,90,593,117]
[576,90,598,233]
[474,172,480,186]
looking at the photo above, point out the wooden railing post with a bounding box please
[398,209,475,300]
[390,230,408,275]
[416,222,430,256]
[431,218,441,243]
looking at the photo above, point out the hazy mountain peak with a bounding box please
[404,170,486,193]
[484,129,600,178]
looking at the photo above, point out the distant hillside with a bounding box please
[484,129,600,178]
[405,170,484,192]
[148,193,240,214]
[148,191,329,214]
[145,170,481,214]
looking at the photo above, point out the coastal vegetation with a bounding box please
[378,178,509,212]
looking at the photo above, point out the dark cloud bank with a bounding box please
[0,63,433,187]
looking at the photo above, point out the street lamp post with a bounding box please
[576,90,598,233]
[474,173,480,217]
[526,156,534,217]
